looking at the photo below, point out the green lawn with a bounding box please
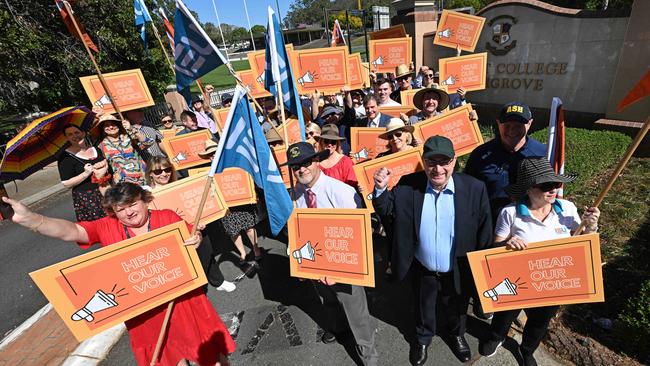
[189,60,250,93]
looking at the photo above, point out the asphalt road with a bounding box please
[0,191,89,338]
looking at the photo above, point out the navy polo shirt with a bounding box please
[465,136,546,217]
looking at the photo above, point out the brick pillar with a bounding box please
[391,0,438,71]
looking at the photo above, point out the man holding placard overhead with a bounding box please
[373,136,492,365]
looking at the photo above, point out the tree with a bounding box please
[330,13,363,29]
[250,24,266,35]
[230,27,249,42]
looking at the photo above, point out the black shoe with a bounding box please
[239,260,259,277]
[447,335,472,362]
[321,331,336,344]
[518,347,538,366]
[409,343,428,366]
[478,338,503,357]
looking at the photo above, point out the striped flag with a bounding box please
[54,0,98,53]
[134,0,152,48]
[330,19,346,47]
[264,6,306,141]
[158,7,175,55]
[547,97,566,198]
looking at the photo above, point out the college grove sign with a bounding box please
[487,62,569,91]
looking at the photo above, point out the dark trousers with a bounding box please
[488,305,559,355]
[196,229,224,287]
[411,260,469,345]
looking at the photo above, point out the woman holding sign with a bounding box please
[2,183,236,366]
[479,157,599,366]
[315,124,358,188]
[97,114,150,186]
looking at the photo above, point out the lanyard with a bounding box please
[123,210,151,239]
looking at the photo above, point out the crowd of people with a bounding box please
[1,65,602,366]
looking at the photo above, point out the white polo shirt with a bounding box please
[495,198,581,243]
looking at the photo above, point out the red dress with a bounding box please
[320,155,358,187]
[77,209,236,366]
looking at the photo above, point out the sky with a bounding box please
[183,0,295,29]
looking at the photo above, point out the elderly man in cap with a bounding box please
[390,64,414,104]
[373,136,492,365]
[465,102,547,221]
[191,95,217,134]
[285,142,378,366]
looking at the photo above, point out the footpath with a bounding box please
[0,164,568,366]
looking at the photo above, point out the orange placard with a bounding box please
[79,69,155,114]
[468,233,604,313]
[287,208,375,287]
[160,129,213,170]
[237,69,271,99]
[349,127,389,163]
[160,128,182,140]
[400,89,421,108]
[433,10,486,52]
[271,146,291,188]
[347,53,366,90]
[29,222,205,341]
[211,107,231,131]
[438,53,487,92]
[378,105,416,117]
[150,172,228,226]
[187,167,257,207]
[247,44,294,90]
[352,147,424,210]
[412,104,483,156]
[369,24,407,40]
[368,37,412,73]
[276,117,303,144]
[293,47,350,95]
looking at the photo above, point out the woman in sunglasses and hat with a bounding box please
[479,157,600,366]
[315,123,358,188]
[376,118,418,158]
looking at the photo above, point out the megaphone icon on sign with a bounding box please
[256,72,265,83]
[372,56,384,68]
[351,148,369,160]
[297,71,315,86]
[441,75,457,86]
[94,94,112,108]
[438,28,452,38]
[483,278,518,301]
[172,151,187,163]
[71,290,118,322]
[292,241,316,264]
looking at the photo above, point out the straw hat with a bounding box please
[412,86,450,111]
[505,157,576,199]
[395,64,412,78]
[265,128,284,144]
[379,118,415,139]
[197,139,218,159]
[313,124,345,141]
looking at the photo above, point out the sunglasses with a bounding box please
[425,157,453,167]
[307,131,317,136]
[534,181,562,192]
[290,159,314,171]
[397,76,410,82]
[152,167,173,175]
[388,131,404,139]
[162,119,173,123]
[425,74,434,78]
[320,139,338,145]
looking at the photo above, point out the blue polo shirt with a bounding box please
[465,136,546,218]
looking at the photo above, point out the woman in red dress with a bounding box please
[3,183,236,366]
[315,123,358,188]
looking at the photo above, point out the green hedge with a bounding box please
[618,279,650,359]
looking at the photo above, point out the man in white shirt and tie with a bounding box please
[284,142,377,366]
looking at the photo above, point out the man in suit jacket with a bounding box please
[352,94,392,128]
[373,136,493,366]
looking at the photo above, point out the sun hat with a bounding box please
[395,64,412,79]
[422,135,455,159]
[379,118,415,139]
[282,142,330,167]
[413,87,450,112]
[498,102,532,124]
[313,124,345,141]
[265,128,284,144]
[505,157,576,199]
[197,139,218,159]
[321,105,343,118]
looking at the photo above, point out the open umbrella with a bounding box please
[0,106,95,181]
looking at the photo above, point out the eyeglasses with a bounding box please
[162,119,173,123]
[307,131,317,136]
[425,157,453,167]
[320,139,338,146]
[425,74,434,78]
[397,76,410,82]
[290,159,314,171]
[152,167,173,175]
[534,181,562,192]
[388,131,403,139]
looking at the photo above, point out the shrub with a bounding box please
[617,279,650,359]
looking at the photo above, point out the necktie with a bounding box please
[306,189,317,208]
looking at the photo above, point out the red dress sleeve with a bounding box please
[76,216,119,249]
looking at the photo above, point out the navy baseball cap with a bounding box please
[499,102,532,124]
[282,142,329,167]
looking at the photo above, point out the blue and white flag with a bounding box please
[134,0,152,48]
[174,0,227,104]
[209,86,293,235]
[264,6,306,141]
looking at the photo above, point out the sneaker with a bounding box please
[518,347,538,366]
[321,331,336,344]
[215,280,236,292]
[479,338,503,357]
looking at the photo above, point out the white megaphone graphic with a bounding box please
[483,278,518,301]
[372,56,384,68]
[438,28,452,38]
[71,290,118,322]
[441,75,457,86]
[94,94,112,108]
[256,72,265,83]
[351,148,369,160]
[172,151,187,163]
[297,71,315,86]
[292,241,316,264]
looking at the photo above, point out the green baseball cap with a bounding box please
[422,135,455,159]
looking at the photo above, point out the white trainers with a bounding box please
[216,280,236,292]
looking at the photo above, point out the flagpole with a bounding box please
[210,0,230,62]
[572,115,650,236]
[149,20,176,76]
[242,0,257,51]
[63,1,124,121]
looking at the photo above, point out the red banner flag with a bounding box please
[617,69,650,112]
[54,0,99,53]
[158,7,175,54]
[330,19,346,47]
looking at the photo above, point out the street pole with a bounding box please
[275,0,283,28]
[363,10,369,62]
[324,9,330,45]
[211,0,230,61]
[242,0,257,51]
[345,10,352,54]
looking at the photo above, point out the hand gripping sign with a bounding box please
[468,233,604,313]
[29,222,206,341]
[287,208,375,287]
[433,10,486,52]
[411,104,483,157]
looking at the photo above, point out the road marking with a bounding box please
[240,305,304,355]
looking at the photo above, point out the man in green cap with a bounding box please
[372,135,493,365]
